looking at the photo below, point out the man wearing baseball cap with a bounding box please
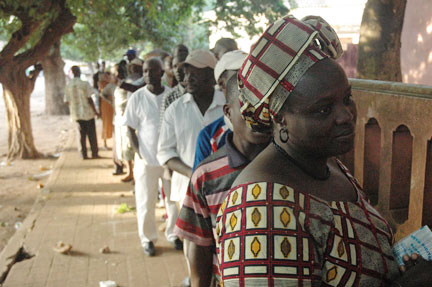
[124,49,137,62]
[211,37,238,60]
[192,50,248,170]
[157,49,225,205]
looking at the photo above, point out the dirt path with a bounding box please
[0,77,73,253]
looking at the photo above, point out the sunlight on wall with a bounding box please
[417,34,424,43]
[401,0,432,85]
[427,22,432,34]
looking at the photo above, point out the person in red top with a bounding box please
[175,75,270,286]
[215,14,432,287]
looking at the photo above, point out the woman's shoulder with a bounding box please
[231,152,283,188]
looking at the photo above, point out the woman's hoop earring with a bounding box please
[279,128,289,143]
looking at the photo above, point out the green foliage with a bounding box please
[62,0,206,62]
[0,1,60,54]
[211,0,293,37]
[1,0,294,63]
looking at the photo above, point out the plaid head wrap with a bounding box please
[238,15,343,133]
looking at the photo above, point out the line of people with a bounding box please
[64,13,432,287]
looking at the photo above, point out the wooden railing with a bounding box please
[343,79,432,240]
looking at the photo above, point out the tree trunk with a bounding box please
[1,68,39,159]
[357,0,407,81]
[42,41,69,115]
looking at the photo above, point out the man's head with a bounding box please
[181,50,217,95]
[71,66,81,78]
[214,50,247,93]
[172,52,189,84]
[125,49,137,62]
[143,57,164,87]
[174,44,189,59]
[224,75,270,144]
[130,58,143,76]
[212,38,238,60]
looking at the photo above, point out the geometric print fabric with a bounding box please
[237,15,344,133]
[216,160,399,286]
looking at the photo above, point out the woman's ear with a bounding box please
[223,104,231,119]
[272,113,286,129]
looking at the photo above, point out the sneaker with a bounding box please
[173,238,183,251]
[143,241,156,256]
[180,277,191,287]
[112,165,125,175]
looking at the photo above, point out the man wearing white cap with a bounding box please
[157,50,225,205]
[192,50,248,169]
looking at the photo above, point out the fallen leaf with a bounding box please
[99,246,111,254]
[53,241,72,254]
[115,203,135,214]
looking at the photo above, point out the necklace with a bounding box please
[272,138,331,181]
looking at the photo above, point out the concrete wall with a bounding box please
[349,79,432,240]
[401,0,432,85]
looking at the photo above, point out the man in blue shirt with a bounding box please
[192,50,248,170]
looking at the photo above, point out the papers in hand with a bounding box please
[393,225,432,265]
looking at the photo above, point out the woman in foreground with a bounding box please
[215,15,431,287]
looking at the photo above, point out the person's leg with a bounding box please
[87,118,99,158]
[134,156,159,249]
[161,169,180,245]
[121,126,134,182]
[112,127,124,175]
[126,160,134,178]
[76,120,88,159]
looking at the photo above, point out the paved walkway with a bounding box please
[0,134,188,287]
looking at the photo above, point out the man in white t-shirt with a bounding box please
[124,57,180,256]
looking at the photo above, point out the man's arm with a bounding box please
[166,157,192,178]
[100,89,113,106]
[120,81,144,93]
[86,82,100,117]
[87,97,100,118]
[188,242,213,287]
[192,129,212,171]
[128,126,141,159]
[157,104,183,169]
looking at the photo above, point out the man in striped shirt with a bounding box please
[174,75,271,286]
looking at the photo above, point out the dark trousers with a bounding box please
[76,119,98,158]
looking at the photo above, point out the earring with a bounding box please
[279,127,289,143]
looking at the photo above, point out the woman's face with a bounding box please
[280,59,357,158]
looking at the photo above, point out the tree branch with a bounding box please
[0,0,58,64]
[15,5,76,68]
[0,20,41,65]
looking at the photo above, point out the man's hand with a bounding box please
[400,253,420,273]
[393,257,432,286]
[128,126,142,159]
[166,157,192,178]
[188,242,213,287]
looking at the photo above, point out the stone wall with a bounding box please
[348,79,432,240]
